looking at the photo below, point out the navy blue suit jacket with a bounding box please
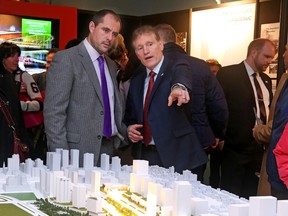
[125,57,208,173]
[267,79,288,192]
[164,43,228,148]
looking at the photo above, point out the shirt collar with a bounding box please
[244,60,255,77]
[83,38,101,62]
[146,56,164,77]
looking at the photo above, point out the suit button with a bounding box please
[97,135,101,140]
[100,111,104,115]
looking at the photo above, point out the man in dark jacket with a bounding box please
[217,38,275,198]
[155,24,228,183]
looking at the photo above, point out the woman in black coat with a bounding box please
[0,56,31,166]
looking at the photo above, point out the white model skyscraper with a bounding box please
[100,154,110,171]
[83,153,94,170]
[172,181,192,216]
[70,149,79,168]
[55,176,71,203]
[47,152,61,171]
[91,170,101,194]
[72,185,86,208]
[249,196,277,216]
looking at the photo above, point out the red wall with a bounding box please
[0,0,77,49]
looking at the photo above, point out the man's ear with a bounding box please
[88,21,95,33]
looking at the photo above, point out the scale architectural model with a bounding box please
[0,149,287,216]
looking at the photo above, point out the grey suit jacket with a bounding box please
[44,42,127,165]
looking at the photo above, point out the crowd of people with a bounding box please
[1,9,288,200]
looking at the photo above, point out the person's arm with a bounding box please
[168,58,192,106]
[44,51,72,151]
[253,120,273,146]
[20,72,43,112]
[273,123,288,189]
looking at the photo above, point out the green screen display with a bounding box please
[21,18,52,49]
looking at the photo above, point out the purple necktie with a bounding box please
[97,56,112,139]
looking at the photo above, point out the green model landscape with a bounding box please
[1,192,37,201]
[0,203,32,216]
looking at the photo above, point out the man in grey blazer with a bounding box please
[44,9,127,166]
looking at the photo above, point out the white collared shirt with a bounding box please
[143,56,164,145]
[143,56,164,105]
[244,61,270,124]
[84,38,118,136]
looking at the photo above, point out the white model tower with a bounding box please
[91,170,101,194]
[83,153,94,170]
[72,185,86,208]
[61,149,69,168]
[100,153,110,171]
[70,149,79,168]
[55,176,71,203]
[172,181,192,216]
[249,196,277,216]
[111,156,121,172]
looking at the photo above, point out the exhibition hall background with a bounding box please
[0,0,287,81]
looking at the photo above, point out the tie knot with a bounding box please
[97,55,104,64]
[253,72,258,78]
[149,71,156,78]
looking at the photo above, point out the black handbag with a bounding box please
[0,97,29,162]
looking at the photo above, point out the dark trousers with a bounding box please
[220,146,263,199]
[271,187,288,200]
[191,164,206,183]
[209,148,223,188]
[141,145,164,167]
[28,124,47,164]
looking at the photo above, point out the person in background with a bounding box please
[125,25,208,174]
[31,48,59,163]
[206,58,222,76]
[33,48,59,92]
[107,34,129,101]
[107,34,129,75]
[155,24,228,184]
[107,33,137,165]
[266,41,288,199]
[205,58,224,188]
[217,38,275,198]
[0,42,34,164]
[64,38,81,49]
[253,54,288,196]
[44,9,127,166]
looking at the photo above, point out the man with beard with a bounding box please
[44,9,127,166]
[216,38,276,198]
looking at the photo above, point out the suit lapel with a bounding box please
[259,72,273,104]
[78,43,103,106]
[150,58,167,100]
[239,62,257,107]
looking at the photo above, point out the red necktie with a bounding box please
[253,73,267,124]
[143,71,156,145]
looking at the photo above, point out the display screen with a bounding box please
[0,14,59,74]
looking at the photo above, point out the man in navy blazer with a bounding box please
[125,25,207,174]
[217,38,275,198]
[155,24,228,184]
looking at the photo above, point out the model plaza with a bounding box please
[0,150,287,216]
